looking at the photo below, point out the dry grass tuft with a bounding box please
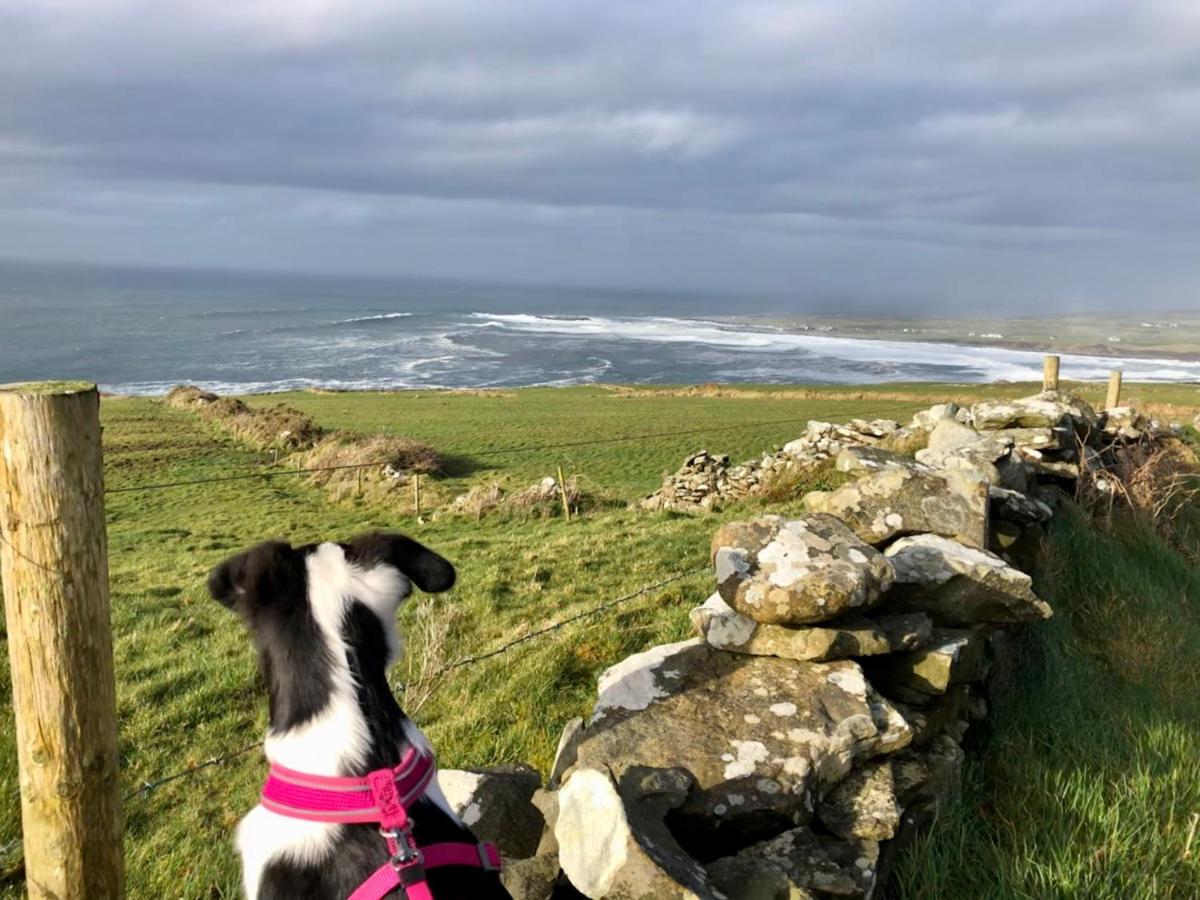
[298,434,441,503]
[397,598,462,716]
[755,459,848,504]
[1078,435,1200,556]
[879,427,930,456]
[164,385,324,451]
[443,475,592,520]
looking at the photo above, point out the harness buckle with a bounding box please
[381,824,422,867]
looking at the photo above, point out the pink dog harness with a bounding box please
[260,747,502,900]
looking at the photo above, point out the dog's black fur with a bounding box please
[210,533,511,900]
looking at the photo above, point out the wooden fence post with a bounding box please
[1105,370,1123,410]
[413,473,421,520]
[0,381,123,898]
[1043,355,1060,392]
[556,465,572,521]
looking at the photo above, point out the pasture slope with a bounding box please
[0,381,1197,898]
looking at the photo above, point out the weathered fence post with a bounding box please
[0,381,124,898]
[1105,370,1123,410]
[413,472,421,520]
[1043,355,1060,392]
[556,465,572,521]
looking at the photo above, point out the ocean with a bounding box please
[2,262,1197,394]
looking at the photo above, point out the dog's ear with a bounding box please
[343,532,456,594]
[208,541,307,612]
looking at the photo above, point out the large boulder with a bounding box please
[802,468,989,550]
[555,766,719,899]
[970,391,1098,436]
[707,828,879,899]
[711,515,894,625]
[572,640,911,843]
[438,765,545,859]
[691,592,931,662]
[883,534,1052,626]
[815,759,900,841]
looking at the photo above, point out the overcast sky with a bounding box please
[1,0,1198,311]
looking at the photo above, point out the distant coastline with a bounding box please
[736,313,1200,364]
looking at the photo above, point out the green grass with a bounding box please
[0,382,1197,897]
[888,506,1200,898]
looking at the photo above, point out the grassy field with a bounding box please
[1,381,1198,897]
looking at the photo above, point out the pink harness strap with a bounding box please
[259,748,502,900]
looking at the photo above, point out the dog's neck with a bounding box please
[261,601,413,777]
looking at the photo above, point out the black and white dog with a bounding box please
[209,532,512,899]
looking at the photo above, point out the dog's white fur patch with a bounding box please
[238,542,446,898]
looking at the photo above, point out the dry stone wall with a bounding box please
[640,419,905,512]
[447,390,1177,900]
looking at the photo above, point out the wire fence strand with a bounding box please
[103,406,915,496]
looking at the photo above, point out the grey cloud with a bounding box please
[0,0,1198,308]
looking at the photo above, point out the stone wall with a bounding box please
[640,419,907,512]
[444,390,1175,900]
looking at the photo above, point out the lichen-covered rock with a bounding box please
[864,628,987,700]
[1101,406,1150,441]
[707,828,879,899]
[970,391,1098,436]
[710,515,894,625]
[836,446,932,475]
[691,592,931,662]
[571,640,911,843]
[914,419,1014,484]
[1018,452,1081,480]
[992,426,1071,452]
[438,765,545,860]
[816,760,900,841]
[555,766,719,899]
[910,403,961,432]
[883,534,1052,626]
[802,467,989,550]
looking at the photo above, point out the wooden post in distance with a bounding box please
[1043,355,1060,392]
[1105,370,1123,410]
[557,465,572,521]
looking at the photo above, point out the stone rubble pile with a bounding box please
[449,389,1175,900]
[641,419,905,512]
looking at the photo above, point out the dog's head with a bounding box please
[208,532,455,728]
